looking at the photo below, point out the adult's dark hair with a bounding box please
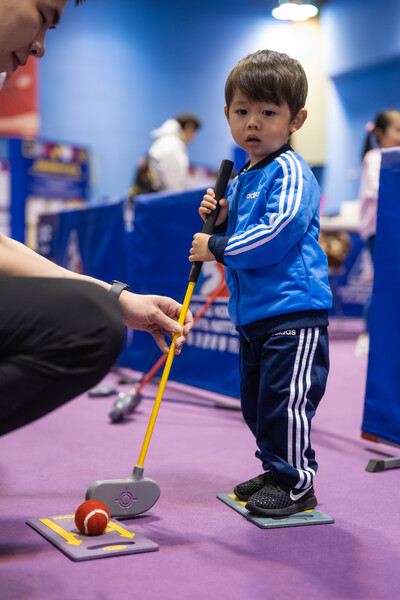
[225,49,308,119]
[176,113,202,131]
[362,110,400,159]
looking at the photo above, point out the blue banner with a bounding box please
[4,137,90,243]
[37,201,127,284]
[362,148,400,445]
[118,189,241,398]
[21,138,90,200]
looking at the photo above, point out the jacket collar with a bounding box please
[239,143,293,174]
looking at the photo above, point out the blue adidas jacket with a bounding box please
[208,144,332,338]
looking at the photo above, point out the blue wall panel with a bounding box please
[321,0,400,214]
[40,0,278,201]
[38,0,400,216]
[321,0,400,78]
[323,60,400,214]
[362,149,400,444]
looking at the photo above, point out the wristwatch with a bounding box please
[109,280,131,299]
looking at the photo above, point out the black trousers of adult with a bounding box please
[0,277,126,436]
[239,326,329,491]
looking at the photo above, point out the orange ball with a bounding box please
[74,500,110,535]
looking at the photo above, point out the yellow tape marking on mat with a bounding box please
[39,518,82,546]
[102,545,128,551]
[44,514,136,540]
[228,494,246,506]
[105,521,136,539]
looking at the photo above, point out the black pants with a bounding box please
[0,277,125,436]
[239,327,329,490]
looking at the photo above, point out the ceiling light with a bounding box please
[272,0,319,22]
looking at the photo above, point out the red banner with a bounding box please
[0,57,39,137]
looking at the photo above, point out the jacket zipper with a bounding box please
[230,175,243,328]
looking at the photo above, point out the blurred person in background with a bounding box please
[355,109,400,356]
[147,113,202,192]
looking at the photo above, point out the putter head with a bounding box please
[109,389,143,423]
[88,385,118,398]
[85,466,160,518]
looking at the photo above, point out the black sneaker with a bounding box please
[245,481,317,516]
[233,472,274,501]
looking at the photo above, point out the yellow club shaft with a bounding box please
[137,281,195,468]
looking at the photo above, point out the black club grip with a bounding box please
[189,159,234,283]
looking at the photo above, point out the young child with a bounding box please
[189,49,332,517]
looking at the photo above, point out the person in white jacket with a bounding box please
[148,113,201,191]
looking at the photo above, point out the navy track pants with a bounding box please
[239,326,329,490]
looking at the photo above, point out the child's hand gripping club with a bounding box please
[189,188,230,263]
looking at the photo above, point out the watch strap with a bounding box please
[109,280,130,299]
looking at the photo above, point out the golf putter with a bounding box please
[108,387,144,423]
[86,159,234,518]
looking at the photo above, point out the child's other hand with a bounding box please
[199,188,229,226]
[189,233,214,262]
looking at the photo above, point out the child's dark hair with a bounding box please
[176,113,202,131]
[75,0,85,5]
[362,110,400,158]
[225,50,308,119]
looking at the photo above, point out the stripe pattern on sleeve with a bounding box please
[224,151,303,257]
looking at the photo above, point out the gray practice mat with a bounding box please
[217,494,334,529]
[27,514,159,561]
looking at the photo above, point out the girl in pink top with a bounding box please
[359,110,400,243]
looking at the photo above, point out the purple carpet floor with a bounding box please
[1,323,399,600]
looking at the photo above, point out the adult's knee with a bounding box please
[0,278,126,435]
[57,280,126,378]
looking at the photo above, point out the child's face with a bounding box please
[0,0,67,73]
[225,90,306,168]
[378,112,400,149]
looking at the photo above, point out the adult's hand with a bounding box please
[119,292,193,354]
